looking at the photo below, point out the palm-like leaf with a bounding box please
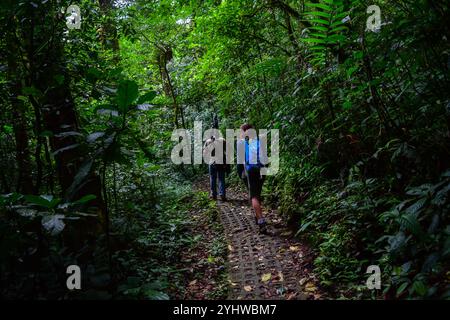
[302,0,350,66]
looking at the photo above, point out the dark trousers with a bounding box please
[209,164,226,197]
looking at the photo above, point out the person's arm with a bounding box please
[203,139,210,159]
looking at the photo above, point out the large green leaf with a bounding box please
[73,194,97,205]
[137,91,157,104]
[309,18,330,25]
[396,282,409,297]
[309,26,328,32]
[303,38,327,44]
[25,195,61,209]
[305,11,332,19]
[117,80,139,112]
[399,213,422,237]
[412,281,427,296]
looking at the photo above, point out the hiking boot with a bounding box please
[256,218,268,234]
[258,222,268,234]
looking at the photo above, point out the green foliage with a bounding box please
[379,171,450,299]
[1,0,449,300]
[289,176,387,296]
[117,80,139,112]
[302,0,350,65]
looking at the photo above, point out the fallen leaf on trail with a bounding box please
[261,273,272,282]
[286,292,298,300]
[278,271,284,282]
[244,285,253,292]
[228,244,233,251]
[189,280,197,286]
[299,278,308,286]
[289,246,300,252]
[305,282,317,292]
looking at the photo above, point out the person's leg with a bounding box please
[218,169,226,200]
[247,168,267,233]
[251,197,263,219]
[209,164,217,199]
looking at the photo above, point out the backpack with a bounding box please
[245,138,263,171]
[209,137,230,172]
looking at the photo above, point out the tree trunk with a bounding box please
[7,29,34,194]
[23,3,106,213]
[158,46,185,128]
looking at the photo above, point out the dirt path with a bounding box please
[179,178,323,300]
[215,183,322,300]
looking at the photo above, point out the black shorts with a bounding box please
[246,167,264,199]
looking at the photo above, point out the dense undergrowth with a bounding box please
[1,169,198,299]
[268,162,449,299]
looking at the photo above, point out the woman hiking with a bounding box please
[237,123,267,234]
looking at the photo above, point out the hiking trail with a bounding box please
[209,181,322,300]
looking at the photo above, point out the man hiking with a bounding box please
[203,116,230,201]
[238,123,268,234]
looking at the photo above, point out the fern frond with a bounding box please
[301,0,350,67]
